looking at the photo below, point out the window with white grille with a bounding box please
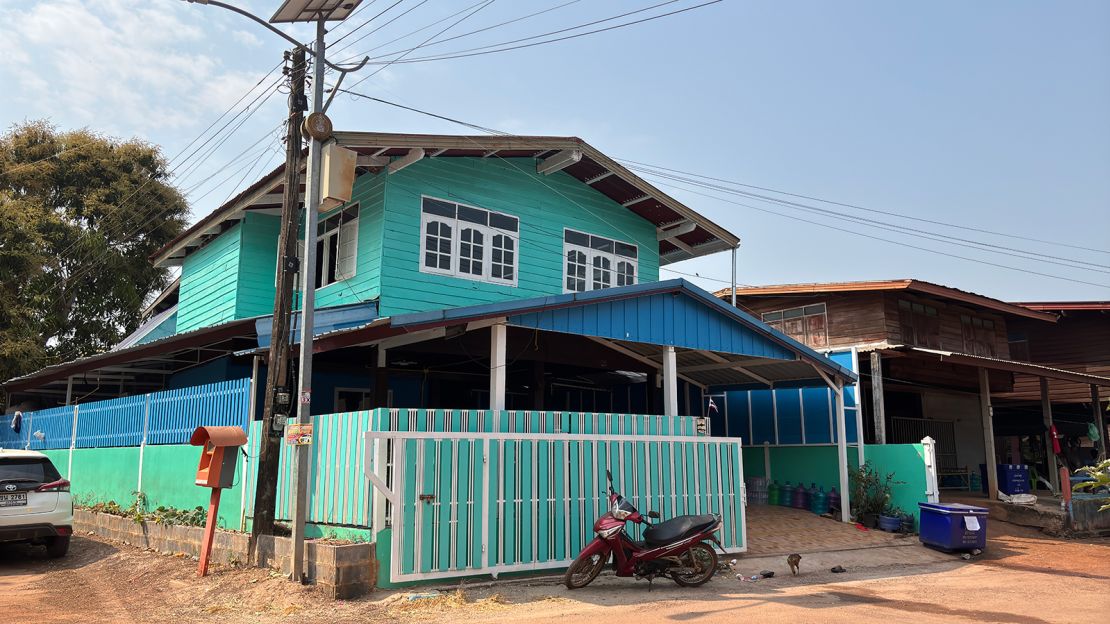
[563,229,637,293]
[419,196,518,286]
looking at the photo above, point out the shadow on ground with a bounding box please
[0,536,119,577]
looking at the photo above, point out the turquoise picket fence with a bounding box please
[243,409,710,531]
[369,428,746,583]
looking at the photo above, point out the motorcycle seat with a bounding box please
[641,514,718,546]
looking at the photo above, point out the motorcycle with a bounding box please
[564,469,724,590]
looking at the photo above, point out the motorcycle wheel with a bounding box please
[564,551,608,589]
[670,542,718,587]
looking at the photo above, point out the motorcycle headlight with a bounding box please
[598,525,621,538]
[611,507,631,520]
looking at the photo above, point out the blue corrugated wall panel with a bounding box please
[802,387,834,444]
[776,390,803,444]
[509,293,796,359]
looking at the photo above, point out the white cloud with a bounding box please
[232,30,263,48]
[0,0,279,138]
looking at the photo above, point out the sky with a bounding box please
[2,0,1108,301]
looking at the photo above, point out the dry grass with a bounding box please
[388,589,511,617]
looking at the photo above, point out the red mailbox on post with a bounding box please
[190,426,247,577]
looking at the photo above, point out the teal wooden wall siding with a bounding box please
[177,222,242,333]
[241,409,706,530]
[235,212,281,319]
[315,171,386,309]
[377,157,662,317]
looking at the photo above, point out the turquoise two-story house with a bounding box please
[6,132,851,418]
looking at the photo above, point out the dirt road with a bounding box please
[1,521,1107,623]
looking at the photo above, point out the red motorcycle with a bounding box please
[564,470,723,590]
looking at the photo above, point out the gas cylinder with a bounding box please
[828,486,841,513]
[768,480,780,506]
[780,481,793,506]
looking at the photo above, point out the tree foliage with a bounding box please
[0,121,187,390]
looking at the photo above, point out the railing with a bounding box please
[0,379,252,450]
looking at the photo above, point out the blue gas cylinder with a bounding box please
[780,481,793,506]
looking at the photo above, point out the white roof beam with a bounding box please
[622,195,651,207]
[586,171,614,185]
[537,149,582,175]
[387,148,426,174]
[657,220,696,241]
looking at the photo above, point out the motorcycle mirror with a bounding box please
[648,511,661,519]
[605,469,613,482]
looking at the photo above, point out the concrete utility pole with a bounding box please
[252,47,306,541]
[289,18,328,584]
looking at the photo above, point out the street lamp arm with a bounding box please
[183,0,369,74]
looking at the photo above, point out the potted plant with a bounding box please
[878,506,902,532]
[850,462,900,529]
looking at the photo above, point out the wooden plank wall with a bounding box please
[1005,311,1110,402]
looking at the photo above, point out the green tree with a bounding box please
[0,121,187,395]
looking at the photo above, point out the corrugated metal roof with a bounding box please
[884,346,1110,387]
[312,279,856,386]
[714,279,1056,322]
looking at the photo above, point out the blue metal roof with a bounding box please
[255,301,379,348]
[390,279,855,383]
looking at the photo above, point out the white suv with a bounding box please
[0,449,73,557]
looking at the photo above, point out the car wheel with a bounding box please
[46,535,70,558]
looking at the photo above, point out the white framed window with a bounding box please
[315,203,358,289]
[418,196,518,286]
[563,229,637,293]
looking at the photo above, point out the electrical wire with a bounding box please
[344,0,497,92]
[328,0,432,59]
[353,0,722,66]
[335,89,1110,291]
[326,0,407,50]
[628,165,1110,274]
[617,158,1110,257]
[336,0,582,65]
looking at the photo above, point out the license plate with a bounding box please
[0,492,28,507]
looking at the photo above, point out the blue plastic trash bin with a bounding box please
[918,502,988,552]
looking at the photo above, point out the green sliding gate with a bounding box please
[365,428,747,584]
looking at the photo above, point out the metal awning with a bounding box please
[885,346,1110,387]
[310,279,856,388]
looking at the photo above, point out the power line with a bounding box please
[337,0,582,64]
[617,158,1110,257]
[628,165,1110,274]
[353,0,722,66]
[648,175,1110,289]
[344,0,497,92]
[335,89,1110,291]
[328,0,429,58]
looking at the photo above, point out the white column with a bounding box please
[979,368,999,500]
[490,322,507,411]
[663,346,678,416]
[834,381,851,523]
[922,436,940,503]
[64,376,74,406]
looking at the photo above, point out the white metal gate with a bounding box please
[365,430,747,583]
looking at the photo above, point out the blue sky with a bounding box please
[2,0,1107,301]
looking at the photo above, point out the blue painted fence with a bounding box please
[0,379,252,450]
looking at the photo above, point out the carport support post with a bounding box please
[1040,378,1059,492]
[663,346,678,416]
[833,380,851,523]
[490,321,507,411]
[1092,384,1107,459]
[979,368,999,500]
[869,351,886,444]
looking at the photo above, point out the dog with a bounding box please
[787,553,801,576]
